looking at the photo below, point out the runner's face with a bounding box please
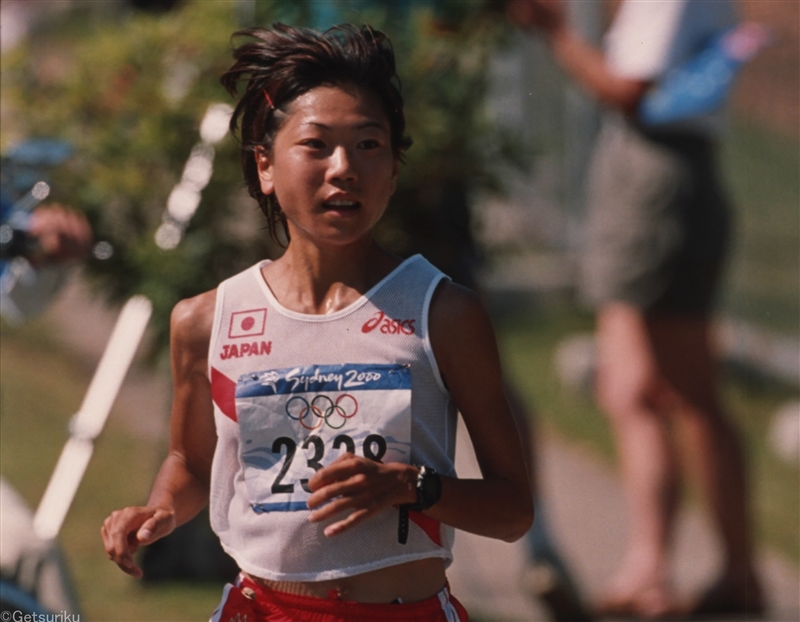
[256,85,398,247]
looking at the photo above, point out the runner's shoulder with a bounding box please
[430,280,487,331]
[429,280,494,349]
[170,289,217,351]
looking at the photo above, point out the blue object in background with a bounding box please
[4,139,73,167]
[639,23,771,126]
[1,138,73,273]
[1,139,72,200]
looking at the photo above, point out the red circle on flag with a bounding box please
[241,317,255,331]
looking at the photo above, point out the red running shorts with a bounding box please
[209,574,469,622]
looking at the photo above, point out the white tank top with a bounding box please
[207,255,457,581]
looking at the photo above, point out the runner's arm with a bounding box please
[423,281,534,542]
[147,291,218,522]
[101,290,217,577]
[307,283,533,542]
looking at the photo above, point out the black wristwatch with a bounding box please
[398,465,441,544]
[406,465,442,512]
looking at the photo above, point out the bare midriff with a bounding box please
[244,557,447,604]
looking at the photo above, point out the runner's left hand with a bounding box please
[306,454,417,537]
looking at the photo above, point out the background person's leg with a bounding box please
[648,315,763,615]
[593,303,681,617]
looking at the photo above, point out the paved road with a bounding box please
[47,277,800,622]
[449,419,800,621]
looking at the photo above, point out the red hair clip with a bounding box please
[263,89,274,109]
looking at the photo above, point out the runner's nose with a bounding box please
[326,146,357,184]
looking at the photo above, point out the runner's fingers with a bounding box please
[307,507,333,524]
[307,487,376,521]
[307,490,355,520]
[101,507,155,575]
[101,509,135,553]
[308,488,386,523]
[306,471,375,509]
[136,509,176,545]
[322,507,373,537]
[112,551,142,578]
[101,531,140,578]
[307,454,370,491]
[106,526,139,561]
[111,551,143,579]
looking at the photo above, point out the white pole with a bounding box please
[33,295,152,541]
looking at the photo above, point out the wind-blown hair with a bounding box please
[220,23,412,245]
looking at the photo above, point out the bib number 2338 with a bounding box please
[236,363,411,513]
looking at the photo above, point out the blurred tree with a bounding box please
[1,1,277,357]
[1,0,526,360]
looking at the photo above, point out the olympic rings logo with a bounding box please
[285,394,359,430]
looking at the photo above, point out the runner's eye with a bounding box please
[301,138,326,149]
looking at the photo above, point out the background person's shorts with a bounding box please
[579,120,731,317]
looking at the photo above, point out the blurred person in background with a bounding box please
[1,186,93,612]
[505,0,763,618]
[1,200,93,322]
[2,5,94,613]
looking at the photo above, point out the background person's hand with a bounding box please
[27,203,93,265]
[306,454,417,537]
[504,0,566,34]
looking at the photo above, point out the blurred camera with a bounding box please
[0,224,38,260]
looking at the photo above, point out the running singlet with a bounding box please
[207,255,458,581]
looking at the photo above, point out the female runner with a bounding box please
[101,23,532,621]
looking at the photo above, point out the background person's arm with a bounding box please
[504,0,651,114]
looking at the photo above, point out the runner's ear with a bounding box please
[255,148,275,195]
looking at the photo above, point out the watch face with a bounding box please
[418,466,441,508]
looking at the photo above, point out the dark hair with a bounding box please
[220,23,412,245]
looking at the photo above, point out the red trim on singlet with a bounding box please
[409,511,443,547]
[211,366,238,422]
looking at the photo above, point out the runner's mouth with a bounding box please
[322,200,360,212]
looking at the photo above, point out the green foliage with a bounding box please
[721,119,800,336]
[382,7,528,253]
[1,0,525,360]
[2,2,279,359]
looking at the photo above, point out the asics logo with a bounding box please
[361,311,415,335]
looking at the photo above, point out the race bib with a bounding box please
[236,363,412,513]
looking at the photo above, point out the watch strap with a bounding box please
[398,465,441,544]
